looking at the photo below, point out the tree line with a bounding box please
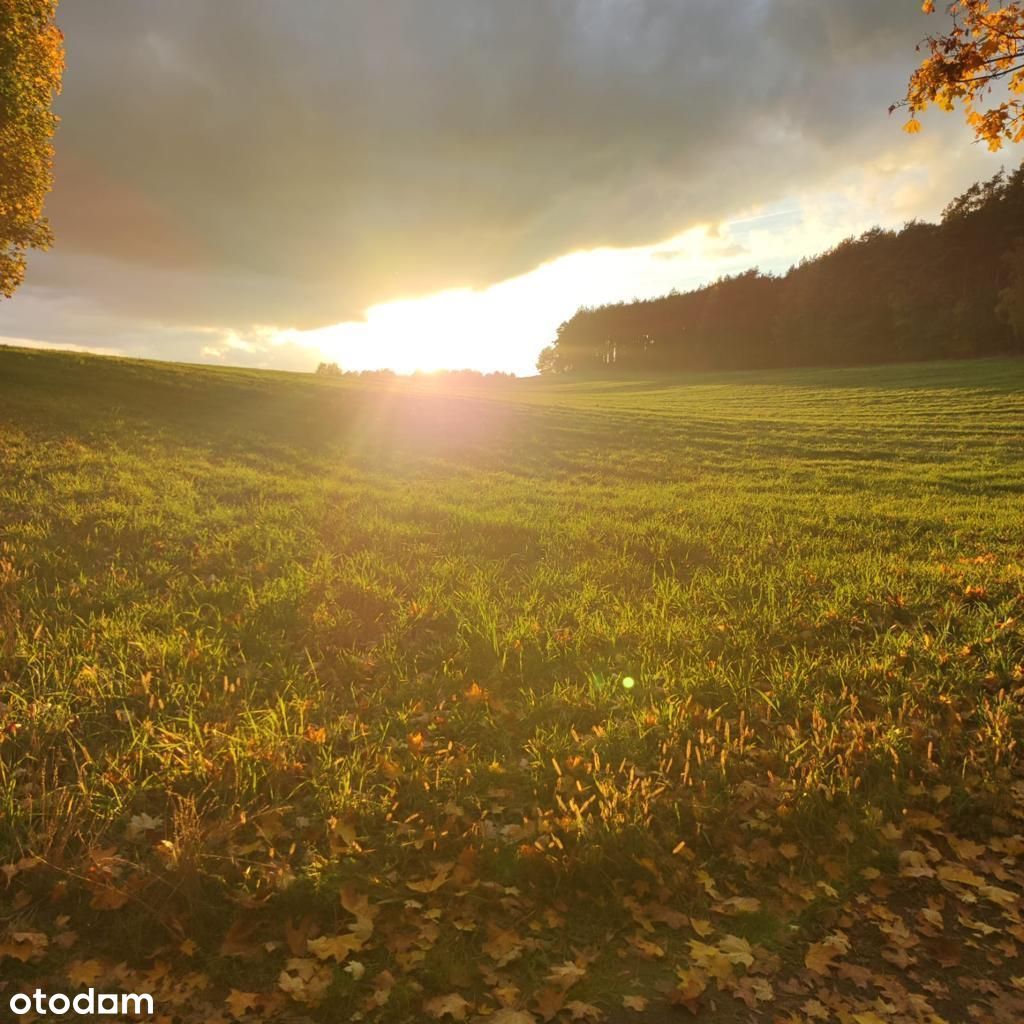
[537,165,1024,375]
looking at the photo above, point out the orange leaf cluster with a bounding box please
[903,1,1024,149]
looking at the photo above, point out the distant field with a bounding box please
[1,346,1023,1022]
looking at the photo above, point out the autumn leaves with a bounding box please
[903,1,1024,150]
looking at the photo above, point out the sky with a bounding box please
[0,1,1008,376]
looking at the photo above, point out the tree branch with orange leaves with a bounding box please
[899,0,1024,149]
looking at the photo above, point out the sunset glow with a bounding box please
[272,150,983,376]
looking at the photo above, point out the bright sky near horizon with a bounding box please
[0,2,1006,375]
[270,151,999,376]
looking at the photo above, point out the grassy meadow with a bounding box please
[1,345,1023,1022]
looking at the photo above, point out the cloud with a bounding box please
[0,0,1004,366]
[31,6,929,304]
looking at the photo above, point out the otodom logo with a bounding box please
[9,988,154,1016]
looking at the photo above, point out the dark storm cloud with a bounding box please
[14,1,933,335]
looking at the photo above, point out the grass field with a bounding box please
[1,345,1023,1022]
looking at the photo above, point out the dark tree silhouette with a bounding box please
[538,165,1024,375]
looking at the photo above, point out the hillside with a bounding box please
[1,345,1024,1022]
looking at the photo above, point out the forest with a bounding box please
[538,165,1024,374]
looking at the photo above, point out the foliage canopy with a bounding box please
[0,0,62,298]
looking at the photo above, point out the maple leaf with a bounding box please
[628,934,664,959]
[66,958,104,986]
[341,886,378,941]
[949,836,987,861]
[126,812,163,839]
[622,995,647,1011]
[407,861,454,893]
[225,990,261,1019]
[675,966,709,1001]
[937,863,985,887]
[718,934,754,967]
[804,931,850,975]
[717,895,761,914]
[546,960,587,986]
[731,975,774,1008]
[285,915,317,957]
[220,917,261,957]
[957,912,997,936]
[899,850,935,879]
[533,985,567,1021]
[307,933,364,962]
[0,932,47,963]
[488,1010,537,1024]
[837,962,873,988]
[802,998,830,1019]
[647,903,688,929]
[565,1000,603,1021]
[980,883,1017,908]
[881,945,915,970]
[483,924,525,966]
[367,970,396,1009]
[328,816,359,850]
[424,993,471,1021]
[278,957,332,1005]
[493,984,521,1007]
[89,885,130,910]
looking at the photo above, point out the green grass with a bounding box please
[0,345,1022,1018]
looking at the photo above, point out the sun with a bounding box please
[282,286,531,375]
[359,289,488,374]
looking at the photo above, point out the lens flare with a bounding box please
[622,676,636,690]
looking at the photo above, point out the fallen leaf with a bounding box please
[565,1001,603,1021]
[285,916,317,957]
[717,896,761,913]
[225,990,261,1019]
[126,813,163,839]
[488,1011,537,1024]
[407,861,454,893]
[731,975,774,1008]
[0,932,47,963]
[804,931,850,975]
[718,934,754,967]
[675,966,709,1001]
[424,993,471,1021]
[308,933,364,962]
[937,864,985,887]
[66,959,104,987]
[533,986,567,1021]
